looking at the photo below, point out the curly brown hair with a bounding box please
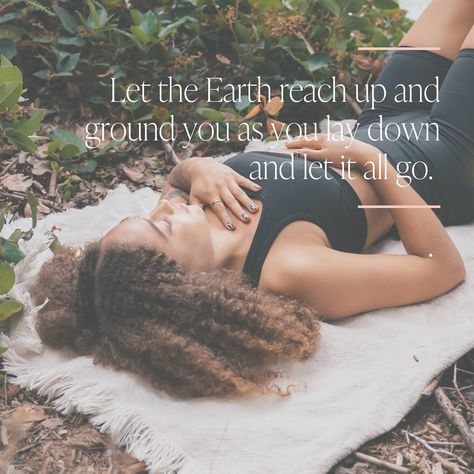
[32,241,321,399]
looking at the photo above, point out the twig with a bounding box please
[160,138,180,165]
[295,32,315,55]
[402,430,469,469]
[432,453,465,474]
[353,452,411,473]
[453,362,469,411]
[16,441,41,455]
[428,441,465,448]
[48,168,58,198]
[337,89,362,116]
[346,92,363,116]
[434,387,474,453]
[0,189,25,201]
[422,374,442,397]
[0,156,19,180]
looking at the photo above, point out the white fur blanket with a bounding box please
[2,157,474,473]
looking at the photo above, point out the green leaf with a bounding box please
[158,16,196,40]
[235,23,252,43]
[0,61,22,111]
[56,35,86,47]
[0,347,7,356]
[0,237,25,264]
[0,55,13,66]
[374,0,399,9]
[140,10,158,37]
[56,51,80,73]
[53,5,78,33]
[27,192,38,229]
[0,39,17,60]
[86,0,108,29]
[131,25,151,44]
[0,299,23,321]
[338,15,373,34]
[0,210,5,233]
[305,51,330,72]
[8,229,22,243]
[234,95,251,112]
[371,27,390,47]
[319,0,341,15]
[344,0,365,13]
[4,129,36,152]
[32,69,50,80]
[0,262,15,295]
[87,0,100,28]
[196,107,225,123]
[11,109,45,136]
[0,13,18,25]
[60,144,81,160]
[50,128,87,154]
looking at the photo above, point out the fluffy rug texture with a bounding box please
[2,139,474,473]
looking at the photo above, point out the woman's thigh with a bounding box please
[358,49,452,126]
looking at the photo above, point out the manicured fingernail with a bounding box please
[242,213,249,221]
[254,184,261,190]
[227,222,235,230]
[249,203,257,211]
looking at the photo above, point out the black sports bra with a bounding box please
[224,151,368,286]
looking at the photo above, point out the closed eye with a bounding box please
[119,216,168,238]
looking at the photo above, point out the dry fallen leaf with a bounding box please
[123,164,145,183]
[41,417,64,430]
[244,104,261,120]
[264,96,283,116]
[24,201,50,218]
[266,118,285,136]
[30,159,51,176]
[66,426,104,449]
[216,53,230,65]
[0,383,21,400]
[2,174,33,192]
[10,404,48,423]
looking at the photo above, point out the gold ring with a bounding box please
[210,199,223,207]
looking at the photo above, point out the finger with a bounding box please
[292,148,327,161]
[189,195,204,207]
[220,188,249,223]
[286,135,325,149]
[233,173,262,193]
[210,199,235,231]
[229,182,259,214]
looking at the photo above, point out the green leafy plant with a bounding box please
[1,0,411,130]
[0,55,45,152]
[0,191,46,358]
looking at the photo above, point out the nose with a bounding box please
[148,199,174,219]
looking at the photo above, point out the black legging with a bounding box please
[351,47,474,226]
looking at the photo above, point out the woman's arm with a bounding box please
[273,137,466,318]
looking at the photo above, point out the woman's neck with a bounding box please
[204,202,262,272]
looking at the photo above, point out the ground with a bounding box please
[0,351,472,472]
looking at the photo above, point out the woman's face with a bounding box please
[103,200,215,271]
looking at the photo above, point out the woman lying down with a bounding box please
[34,1,474,399]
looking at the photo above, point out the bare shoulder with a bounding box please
[258,221,331,295]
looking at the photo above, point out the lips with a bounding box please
[173,202,189,213]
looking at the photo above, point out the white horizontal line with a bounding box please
[358,205,441,209]
[357,47,441,51]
